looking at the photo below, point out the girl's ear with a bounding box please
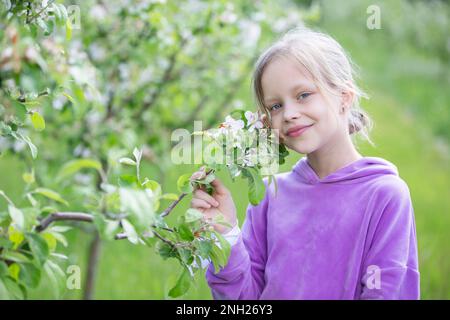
[341,89,355,113]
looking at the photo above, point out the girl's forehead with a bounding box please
[261,57,316,98]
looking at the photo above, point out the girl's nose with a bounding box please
[283,102,302,122]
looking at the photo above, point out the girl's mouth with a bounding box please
[286,124,313,138]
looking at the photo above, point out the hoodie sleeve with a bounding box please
[360,177,420,300]
[205,189,269,300]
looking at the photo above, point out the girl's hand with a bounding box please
[190,173,237,234]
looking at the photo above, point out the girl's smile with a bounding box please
[286,123,314,137]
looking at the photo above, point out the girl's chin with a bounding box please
[288,141,315,155]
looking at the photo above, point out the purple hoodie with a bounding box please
[205,156,420,300]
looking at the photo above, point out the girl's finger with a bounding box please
[194,189,219,207]
[190,198,211,209]
[210,178,229,195]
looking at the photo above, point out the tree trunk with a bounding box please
[83,231,101,300]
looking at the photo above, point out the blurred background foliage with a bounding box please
[0,0,449,299]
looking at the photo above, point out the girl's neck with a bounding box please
[306,132,363,180]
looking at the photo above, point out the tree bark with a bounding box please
[83,231,101,300]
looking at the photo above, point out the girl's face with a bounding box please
[261,55,350,155]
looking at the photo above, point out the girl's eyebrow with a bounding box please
[264,83,311,103]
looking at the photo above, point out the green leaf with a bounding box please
[178,223,194,241]
[8,263,20,281]
[18,263,41,288]
[213,231,231,262]
[32,188,69,206]
[143,180,162,197]
[0,277,10,300]
[8,225,24,249]
[0,238,12,250]
[119,188,156,232]
[2,276,25,300]
[62,92,74,103]
[132,147,143,166]
[57,159,102,180]
[197,240,213,258]
[22,170,35,184]
[0,262,7,277]
[118,174,139,188]
[30,111,45,131]
[11,100,27,122]
[121,219,139,244]
[161,193,179,201]
[209,243,226,274]
[244,167,266,205]
[185,208,203,223]
[44,259,66,298]
[156,241,177,260]
[168,266,191,298]
[118,157,136,166]
[50,232,68,247]
[65,17,72,40]
[42,233,57,251]
[25,233,50,266]
[11,132,37,159]
[1,251,30,263]
[177,247,193,264]
[177,174,193,193]
[8,205,24,230]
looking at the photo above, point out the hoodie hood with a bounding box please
[292,156,399,185]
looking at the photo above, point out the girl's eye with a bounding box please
[297,92,312,100]
[270,103,282,111]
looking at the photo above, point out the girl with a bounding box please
[190,27,420,300]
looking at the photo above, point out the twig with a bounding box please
[160,192,188,218]
[36,212,93,232]
[26,0,55,24]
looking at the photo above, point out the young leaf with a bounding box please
[244,167,266,205]
[177,174,193,193]
[25,233,50,266]
[57,159,102,180]
[168,266,191,298]
[8,263,20,281]
[65,18,72,40]
[0,276,24,300]
[213,231,231,262]
[22,170,35,184]
[209,243,226,274]
[8,225,24,249]
[8,205,25,231]
[185,208,203,223]
[178,223,194,241]
[32,188,69,206]
[142,180,162,197]
[44,259,66,298]
[121,219,139,244]
[132,147,143,166]
[30,111,45,131]
[118,157,136,166]
[18,263,41,288]
[119,188,156,233]
[12,133,37,159]
[2,251,30,263]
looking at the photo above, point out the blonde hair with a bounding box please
[252,27,374,147]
